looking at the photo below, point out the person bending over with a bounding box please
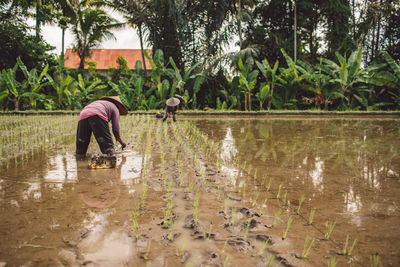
[162,97,180,122]
[76,96,128,156]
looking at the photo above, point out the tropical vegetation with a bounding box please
[0,0,399,111]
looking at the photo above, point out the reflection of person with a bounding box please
[76,96,128,157]
[77,156,126,208]
[162,97,180,122]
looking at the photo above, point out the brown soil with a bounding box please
[0,116,399,266]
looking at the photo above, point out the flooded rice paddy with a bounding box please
[0,114,399,266]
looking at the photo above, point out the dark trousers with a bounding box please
[76,115,114,155]
[162,112,176,122]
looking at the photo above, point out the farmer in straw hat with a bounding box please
[76,96,128,157]
[162,97,180,122]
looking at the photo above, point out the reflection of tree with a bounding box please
[191,118,400,215]
[0,153,134,264]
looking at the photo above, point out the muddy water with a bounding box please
[0,115,399,266]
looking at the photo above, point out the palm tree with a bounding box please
[55,0,79,65]
[111,0,151,73]
[71,4,124,69]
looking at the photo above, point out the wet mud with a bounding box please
[0,115,399,266]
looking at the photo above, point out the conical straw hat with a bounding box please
[166,97,180,107]
[100,96,128,115]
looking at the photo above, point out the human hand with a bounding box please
[119,140,127,150]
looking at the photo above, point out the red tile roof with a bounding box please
[64,49,152,70]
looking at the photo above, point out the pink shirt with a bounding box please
[79,100,121,140]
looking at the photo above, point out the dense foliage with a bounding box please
[0,0,399,111]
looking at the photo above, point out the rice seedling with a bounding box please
[167,219,176,241]
[176,241,187,257]
[140,183,148,208]
[131,205,140,239]
[327,257,337,267]
[207,223,213,239]
[282,216,294,240]
[193,192,200,226]
[297,195,305,214]
[301,234,315,258]
[272,209,282,226]
[343,234,357,256]
[220,240,229,255]
[308,208,316,225]
[224,254,231,267]
[370,254,380,267]
[163,199,174,225]
[188,182,195,196]
[265,255,275,267]
[143,242,151,260]
[259,197,268,216]
[282,190,287,205]
[229,207,237,226]
[252,192,259,207]
[258,238,270,256]
[276,184,282,199]
[244,218,251,240]
[242,183,247,198]
[185,262,193,267]
[146,260,152,267]
[324,221,336,240]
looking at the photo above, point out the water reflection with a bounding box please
[44,154,77,182]
[194,118,400,225]
[220,127,239,185]
[310,157,324,191]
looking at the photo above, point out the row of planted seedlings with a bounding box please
[176,121,378,267]
[169,121,273,266]
[123,117,379,267]
[0,115,77,168]
[127,117,228,266]
[177,121,284,265]
[223,142,372,265]
[124,115,181,264]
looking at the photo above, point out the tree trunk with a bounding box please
[248,93,252,111]
[138,24,147,74]
[238,0,243,50]
[35,0,42,39]
[244,94,247,111]
[294,0,297,63]
[61,27,65,66]
[15,99,19,111]
[59,94,63,110]
[267,85,274,111]
[374,0,383,59]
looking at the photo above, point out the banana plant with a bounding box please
[295,59,337,110]
[238,56,259,111]
[169,57,205,109]
[2,58,48,110]
[320,47,385,109]
[140,95,161,110]
[0,74,8,102]
[256,83,270,110]
[108,62,153,110]
[376,51,400,108]
[218,89,238,110]
[45,73,74,109]
[75,74,106,108]
[144,49,174,103]
[275,49,304,110]
[17,57,49,109]
[256,58,279,110]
